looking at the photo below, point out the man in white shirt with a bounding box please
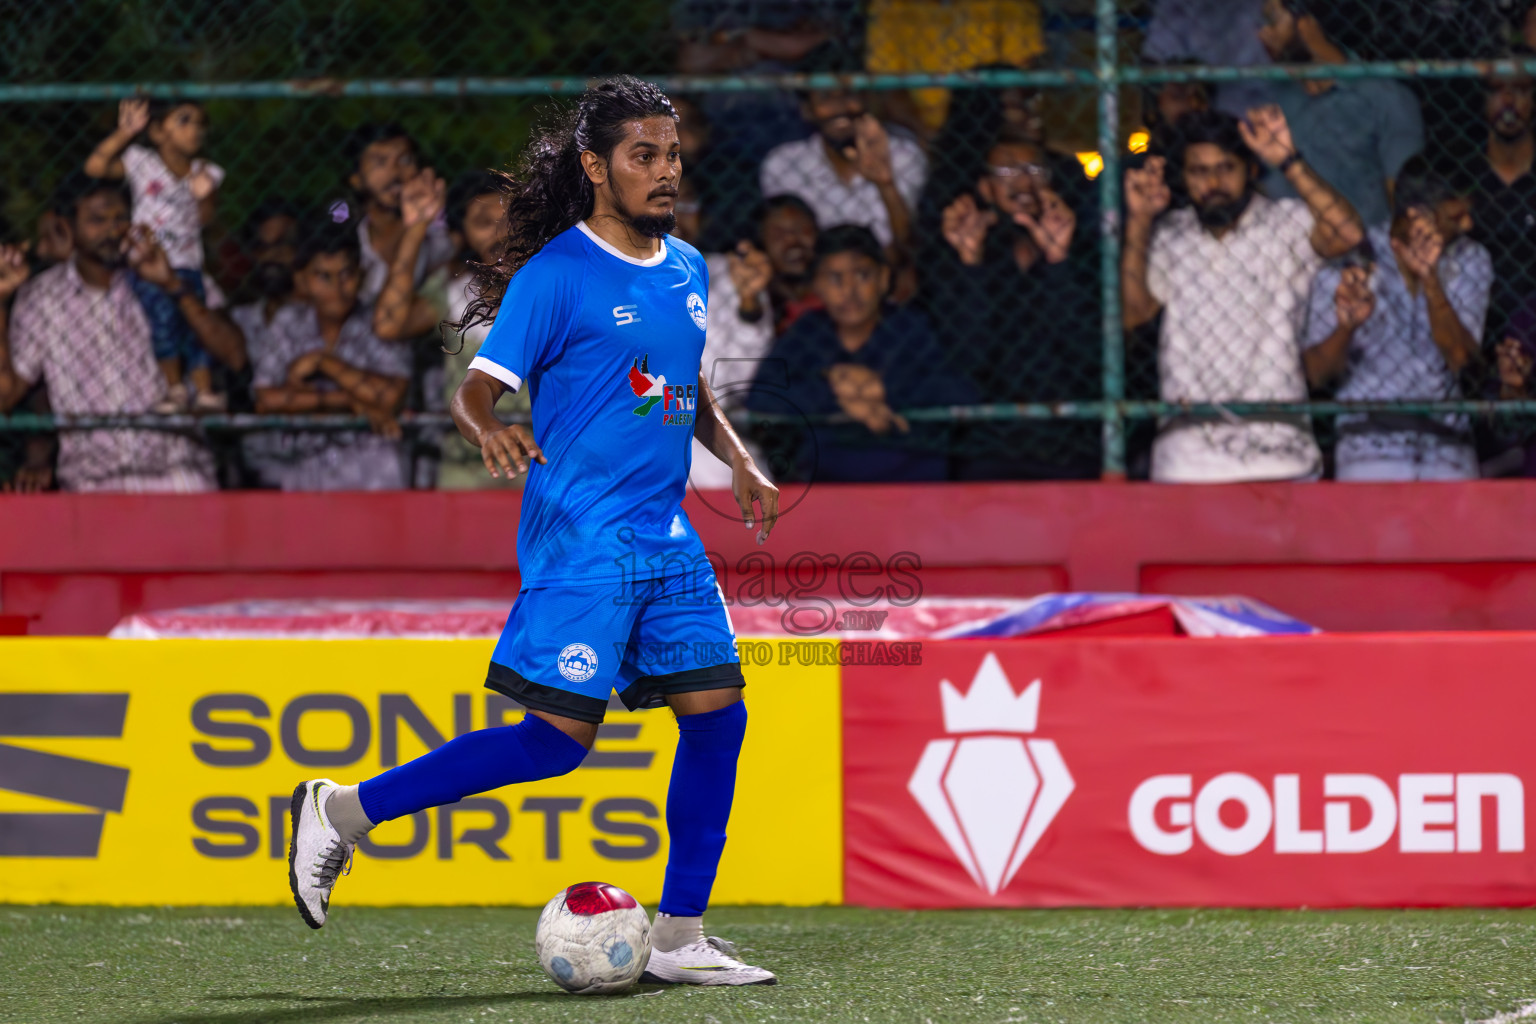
[1122,107,1365,483]
[759,88,926,253]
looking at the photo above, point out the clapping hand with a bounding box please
[1334,264,1376,330]
[727,240,772,301]
[286,350,326,387]
[125,226,177,289]
[845,115,896,187]
[188,160,218,201]
[1125,156,1172,225]
[1016,187,1076,265]
[828,363,908,436]
[117,98,150,137]
[1498,338,1534,397]
[1391,209,1444,284]
[0,243,32,302]
[401,168,446,230]
[1240,105,1297,169]
[941,194,997,267]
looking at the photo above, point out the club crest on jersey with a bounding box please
[557,643,599,683]
[626,354,696,426]
[686,292,707,331]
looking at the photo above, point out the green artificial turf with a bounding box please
[1,906,1534,1024]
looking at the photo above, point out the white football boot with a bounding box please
[287,779,353,929]
[641,936,777,986]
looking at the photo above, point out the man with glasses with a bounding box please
[927,127,1101,479]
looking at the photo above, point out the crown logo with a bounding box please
[939,652,1040,734]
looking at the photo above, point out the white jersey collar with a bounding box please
[578,220,668,267]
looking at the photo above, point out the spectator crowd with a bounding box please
[8,0,1536,491]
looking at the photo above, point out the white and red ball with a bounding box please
[534,881,652,994]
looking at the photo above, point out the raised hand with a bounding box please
[125,226,176,289]
[1125,156,1172,225]
[1239,105,1297,169]
[118,98,150,137]
[847,114,895,187]
[1498,338,1533,397]
[1391,209,1444,283]
[0,243,32,302]
[400,168,446,230]
[727,240,773,300]
[1334,264,1376,330]
[1017,187,1076,265]
[941,194,997,267]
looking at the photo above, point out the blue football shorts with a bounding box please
[485,565,743,723]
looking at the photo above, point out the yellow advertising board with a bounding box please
[0,639,842,906]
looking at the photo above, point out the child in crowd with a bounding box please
[371,169,524,489]
[86,98,226,412]
[745,225,975,482]
[251,218,411,491]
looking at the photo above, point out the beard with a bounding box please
[610,182,677,238]
[628,212,676,238]
[92,239,128,269]
[253,261,293,299]
[1194,187,1255,230]
[1493,110,1531,142]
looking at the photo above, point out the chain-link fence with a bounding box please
[5,0,1536,490]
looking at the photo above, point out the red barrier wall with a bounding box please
[4,481,1536,635]
[844,636,1536,908]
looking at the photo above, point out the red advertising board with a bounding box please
[843,636,1536,908]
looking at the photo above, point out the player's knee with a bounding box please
[676,699,747,750]
[520,713,596,776]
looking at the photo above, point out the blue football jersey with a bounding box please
[470,222,713,587]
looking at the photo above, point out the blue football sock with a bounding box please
[658,701,747,918]
[358,714,587,825]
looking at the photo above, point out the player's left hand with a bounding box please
[732,453,779,545]
[481,423,546,479]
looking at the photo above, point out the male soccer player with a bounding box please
[287,76,781,986]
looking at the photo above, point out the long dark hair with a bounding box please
[453,76,677,343]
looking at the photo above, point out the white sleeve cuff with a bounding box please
[468,355,523,392]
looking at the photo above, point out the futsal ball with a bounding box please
[534,881,652,994]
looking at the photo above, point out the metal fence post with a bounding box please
[1096,0,1126,479]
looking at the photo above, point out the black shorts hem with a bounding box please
[618,662,746,712]
[484,662,608,724]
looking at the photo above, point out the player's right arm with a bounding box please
[452,368,546,479]
[454,246,576,479]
